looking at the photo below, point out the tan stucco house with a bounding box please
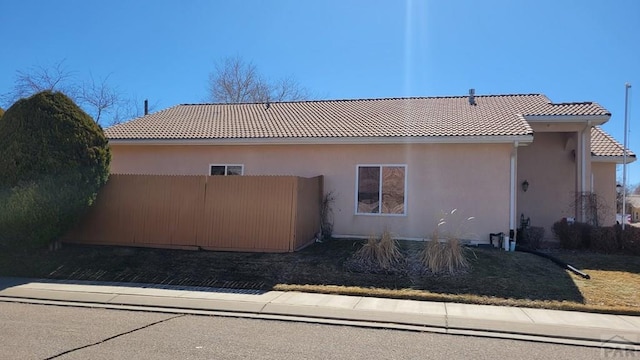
[105,92,636,246]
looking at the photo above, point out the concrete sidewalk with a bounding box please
[0,277,638,349]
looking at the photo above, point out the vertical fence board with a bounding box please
[294,176,323,250]
[171,175,205,247]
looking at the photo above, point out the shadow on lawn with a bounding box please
[0,240,586,304]
[0,277,32,291]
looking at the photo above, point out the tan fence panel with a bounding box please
[64,174,205,249]
[64,174,322,253]
[198,176,296,252]
[293,176,323,251]
[63,174,131,245]
[131,175,204,247]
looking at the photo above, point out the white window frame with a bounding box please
[355,164,407,216]
[209,164,244,176]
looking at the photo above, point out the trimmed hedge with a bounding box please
[590,226,618,254]
[621,226,640,256]
[0,91,111,249]
[552,219,640,255]
[552,219,592,249]
[517,226,545,249]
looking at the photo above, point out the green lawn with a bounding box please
[0,240,638,315]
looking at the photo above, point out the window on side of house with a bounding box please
[356,165,406,215]
[210,164,244,176]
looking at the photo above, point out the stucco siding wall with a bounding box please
[592,162,617,226]
[110,143,512,241]
[517,132,576,238]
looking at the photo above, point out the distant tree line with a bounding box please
[1,60,151,126]
[3,56,312,125]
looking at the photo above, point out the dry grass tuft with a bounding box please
[420,209,472,274]
[352,230,402,271]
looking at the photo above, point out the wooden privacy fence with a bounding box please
[63,174,323,252]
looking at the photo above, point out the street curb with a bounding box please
[1,295,638,351]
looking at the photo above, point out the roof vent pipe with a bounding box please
[469,89,476,105]
[144,99,148,115]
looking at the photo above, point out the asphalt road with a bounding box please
[0,302,621,360]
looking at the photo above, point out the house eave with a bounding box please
[591,155,637,164]
[107,135,534,146]
[523,114,610,125]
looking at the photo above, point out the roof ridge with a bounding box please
[179,93,546,106]
[551,101,595,106]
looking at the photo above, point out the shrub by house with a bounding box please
[0,91,111,249]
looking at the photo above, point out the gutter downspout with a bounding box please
[623,83,631,230]
[580,121,592,221]
[508,141,518,251]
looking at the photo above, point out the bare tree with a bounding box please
[209,56,265,103]
[1,60,78,106]
[208,56,309,103]
[611,182,639,225]
[271,76,309,102]
[77,74,121,123]
[108,96,157,126]
[561,191,614,226]
[109,98,138,126]
[2,60,145,126]
[80,84,156,126]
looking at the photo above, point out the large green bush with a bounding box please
[0,91,111,249]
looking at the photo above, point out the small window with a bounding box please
[356,165,406,215]
[209,164,244,176]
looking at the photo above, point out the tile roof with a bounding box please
[528,102,610,117]
[591,126,636,158]
[105,94,610,141]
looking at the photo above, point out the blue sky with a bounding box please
[1,0,638,186]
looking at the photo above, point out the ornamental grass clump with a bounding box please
[352,229,402,271]
[420,209,473,275]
